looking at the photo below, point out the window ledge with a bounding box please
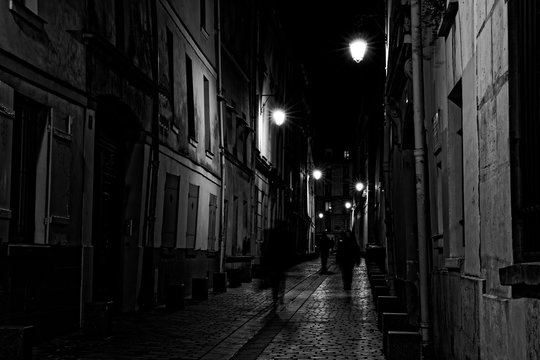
[445,257,463,270]
[0,208,12,220]
[500,262,540,286]
[201,27,209,39]
[205,149,214,160]
[189,137,198,148]
[9,0,47,31]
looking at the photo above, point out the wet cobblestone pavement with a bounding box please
[34,256,385,359]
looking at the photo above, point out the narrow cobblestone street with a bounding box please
[34,257,385,360]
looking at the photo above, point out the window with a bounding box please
[242,113,248,164]
[9,0,44,31]
[203,76,211,151]
[225,107,233,151]
[509,0,540,262]
[186,184,199,248]
[236,118,243,160]
[115,0,126,51]
[161,174,180,248]
[10,95,48,243]
[243,200,248,231]
[233,196,239,254]
[223,198,229,246]
[207,194,217,251]
[242,200,249,255]
[344,150,349,160]
[186,55,196,140]
[325,201,332,212]
[14,0,38,14]
[256,190,264,241]
[167,29,176,128]
[200,0,207,33]
[446,80,464,260]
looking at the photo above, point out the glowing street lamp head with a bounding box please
[349,39,367,63]
[345,201,352,209]
[272,109,286,126]
[313,169,322,180]
[318,213,324,219]
[355,182,365,192]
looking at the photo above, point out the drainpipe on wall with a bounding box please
[410,0,431,351]
[382,107,395,295]
[147,0,160,250]
[216,0,226,273]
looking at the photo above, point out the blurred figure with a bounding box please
[262,221,289,307]
[318,232,332,274]
[336,230,360,290]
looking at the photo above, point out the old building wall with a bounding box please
[0,0,89,338]
[425,0,540,358]
[0,0,86,90]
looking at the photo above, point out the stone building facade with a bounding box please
[383,0,540,358]
[0,0,313,341]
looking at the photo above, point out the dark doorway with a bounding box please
[92,98,138,310]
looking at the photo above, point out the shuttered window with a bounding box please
[510,0,540,261]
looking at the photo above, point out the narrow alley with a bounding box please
[2,0,540,358]
[33,257,385,360]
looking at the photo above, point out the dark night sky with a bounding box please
[276,1,386,160]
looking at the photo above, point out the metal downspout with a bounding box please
[410,0,431,350]
[216,0,226,273]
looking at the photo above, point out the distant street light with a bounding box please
[345,201,352,209]
[272,109,286,126]
[349,39,367,63]
[318,213,324,219]
[355,182,365,192]
[313,169,322,180]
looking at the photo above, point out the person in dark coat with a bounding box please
[262,221,288,307]
[336,230,360,290]
[318,232,332,274]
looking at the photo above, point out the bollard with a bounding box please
[371,279,387,288]
[382,313,416,354]
[373,285,390,306]
[213,272,227,293]
[377,296,403,328]
[165,283,185,310]
[84,301,113,337]
[240,266,252,283]
[192,277,209,300]
[0,326,33,360]
[386,331,420,360]
[227,269,242,288]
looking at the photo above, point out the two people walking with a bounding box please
[335,230,360,290]
[319,229,361,290]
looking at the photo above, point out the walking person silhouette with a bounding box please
[262,220,289,307]
[336,230,360,290]
[318,232,332,274]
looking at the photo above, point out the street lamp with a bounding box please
[272,109,286,126]
[318,212,324,219]
[313,169,322,180]
[345,201,352,209]
[349,39,367,63]
[355,181,365,192]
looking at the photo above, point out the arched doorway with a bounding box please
[92,97,140,310]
